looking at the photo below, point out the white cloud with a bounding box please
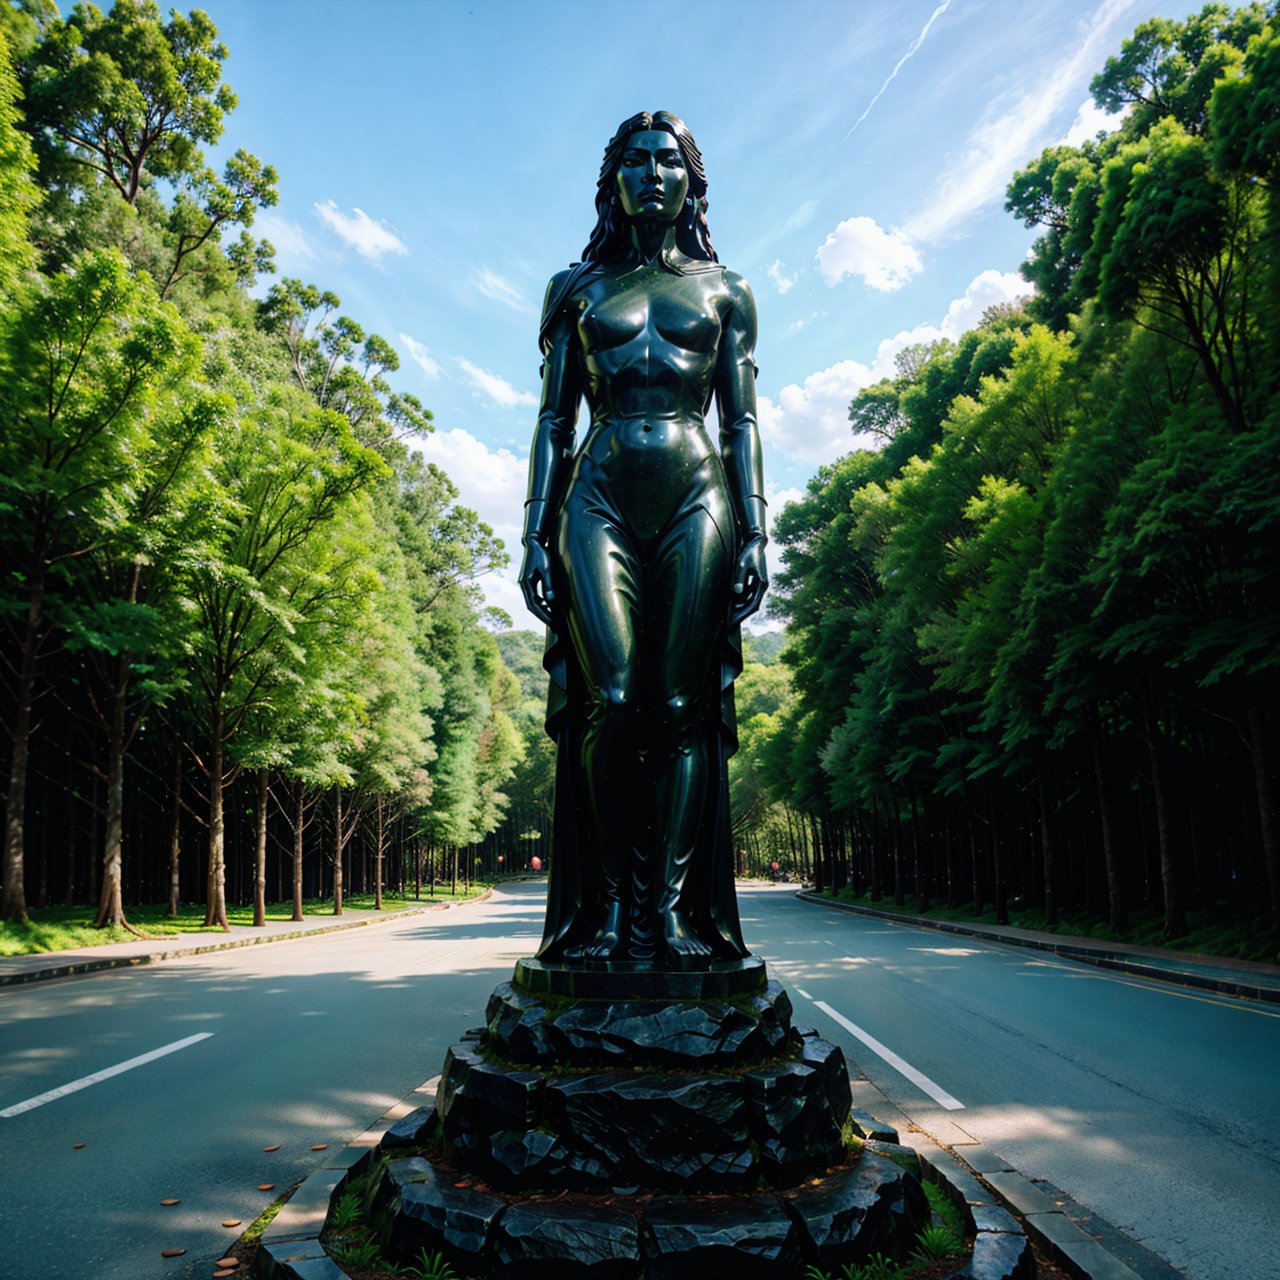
[472,267,533,313]
[867,269,1032,377]
[761,269,1031,466]
[783,199,821,233]
[399,332,441,380]
[815,0,1142,288]
[457,357,538,409]
[1060,97,1128,147]
[817,216,923,291]
[765,483,805,541]
[418,428,526,536]
[313,200,407,262]
[899,0,1143,245]
[253,209,316,263]
[415,428,531,626]
[767,260,798,294]
[758,359,875,465]
[843,1,952,141]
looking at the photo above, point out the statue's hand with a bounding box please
[730,536,768,625]
[519,539,556,627]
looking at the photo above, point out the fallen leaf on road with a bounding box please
[215,1257,238,1268]
[161,1248,186,1257]
[214,1271,236,1278]
[222,1219,241,1228]
[261,1144,280,1152]
[310,1144,327,1150]
[72,1143,85,1149]
[256,1184,274,1191]
[160,1199,180,1206]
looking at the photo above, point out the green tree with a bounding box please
[0,250,195,923]
[21,1,238,205]
[179,388,386,929]
[0,29,37,294]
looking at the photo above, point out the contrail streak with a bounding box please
[844,1,953,142]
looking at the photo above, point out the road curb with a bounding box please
[795,891,1280,1004]
[0,889,494,989]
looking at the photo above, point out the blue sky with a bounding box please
[196,0,1188,626]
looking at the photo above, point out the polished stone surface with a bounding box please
[642,1194,800,1278]
[780,1149,930,1270]
[486,978,791,1068]
[490,1201,641,1279]
[513,955,767,1000]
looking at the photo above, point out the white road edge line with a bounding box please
[813,1000,964,1111]
[795,987,814,999]
[1,1033,215,1118]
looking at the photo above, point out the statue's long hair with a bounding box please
[581,111,718,264]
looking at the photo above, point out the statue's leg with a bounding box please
[641,497,731,962]
[557,498,642,961]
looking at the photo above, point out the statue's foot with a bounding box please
[580,900,626,960]
[659,908,713,959]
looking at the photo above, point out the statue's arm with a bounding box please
[716,271,768,623]
[520,270,582,626]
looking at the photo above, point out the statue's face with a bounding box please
[615,130,689,223]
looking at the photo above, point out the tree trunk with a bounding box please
[94,656,130,928]
[167,746,182,918]
[204,713,229,930]
[910,789,928,912]
[1145,725,1185,938]
[333,791,345,916]
[292,781,305,922]
[1037,766,1058,927]
[967,810,982,917]
[253,768,268,927]
[375,795,385,911]
[1246,700,1279,935]
[1091,733,1126,934]
[891,805,904,907]
[1,568,44,923]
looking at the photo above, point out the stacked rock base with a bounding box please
[364,958,930,1278]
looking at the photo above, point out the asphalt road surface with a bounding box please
[1,882,1276,1280]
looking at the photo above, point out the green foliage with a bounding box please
[21,0,238,202]
[922,1176,968,1242]
[328,1192,361,1231]
[0,0,522,928]
[766,3,1280,936]
[909,1223,966,1265]
[805,1255,907,1280]
[332,1236,382,1269]
[0,29,37,293]
[414,1248,459,1280]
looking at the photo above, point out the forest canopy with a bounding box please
[0,0,522,932]
[741,2,1280,945]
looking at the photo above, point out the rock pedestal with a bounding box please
[364,958,929,1277]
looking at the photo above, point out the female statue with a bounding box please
[519,111,767,969]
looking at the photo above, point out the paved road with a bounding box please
[0,891,545,1280]
[746,887,1280,1280]
[2,882,1276,1280]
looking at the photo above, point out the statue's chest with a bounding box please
[576,271,725,365]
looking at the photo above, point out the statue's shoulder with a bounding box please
[539,262,603,352]
[720,267,755,303]
[719,268,758,326]
[542,262,603,314]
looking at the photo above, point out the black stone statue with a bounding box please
[519,111,768,969]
